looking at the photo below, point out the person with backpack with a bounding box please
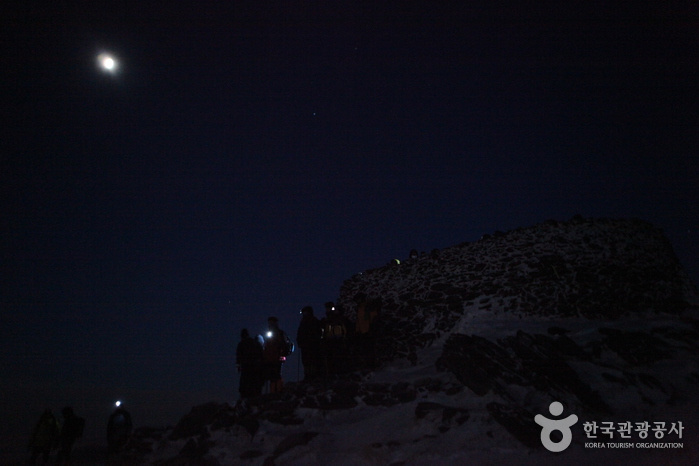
[56,406,85,464]
[27,408,60,464]
[236,328,264,398]
[107,402,132,455]
[296,306,322,381]
[321,301,348,376]
[263,316,293,393]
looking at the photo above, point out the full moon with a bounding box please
[98,53,118,72]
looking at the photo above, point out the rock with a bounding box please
[170,402,228,441]
[438,331,613,416]
[237,416,259,438]
[175,431,217,463]
[273,432,319,457]
[486,402,542,450]
[337,217,697,367]
[240,450,264,459]
[415,402,469,430]
[437,334,514,397]
[317,393,358,410]
[599,328,672,365]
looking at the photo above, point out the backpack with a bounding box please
[282,333,295,357]
[325,320,346,339]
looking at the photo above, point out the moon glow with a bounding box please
[98,53,118,72]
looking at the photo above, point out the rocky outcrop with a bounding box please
[116,217,699,463]
[123,376,465,464]
[435,319,699,448]
[338,216,697,366]
[437,330,612,415]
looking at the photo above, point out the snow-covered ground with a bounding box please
[5,311,696,465]
[119,304,699,465]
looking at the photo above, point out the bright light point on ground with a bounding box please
[98,53,118,72]
[115,401,121,407]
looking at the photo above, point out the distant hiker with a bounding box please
[56,406,85,464]
[28,409,60,464]
[409,249,419,259]
[107,403,133,454]
[355,294,381,370]
[321,301,349,376]
[236,328,264,398]
[297,306,323,381]
[263,316,293,393]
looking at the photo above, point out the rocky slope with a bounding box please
[337,215,697,366]
[116,217,699,465]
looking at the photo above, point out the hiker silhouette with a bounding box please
[107,403,133,454]
[28,409,60,464]
[297,306,323,381]
[56,406,85,464]
[237,328,265,398]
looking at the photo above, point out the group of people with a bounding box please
[298,294,381,381]
[27,407,84,464]
[236,294,381,398]
[27,403,132,464]
[236,316,295,397]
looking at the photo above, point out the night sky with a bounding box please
[2,0,698,441]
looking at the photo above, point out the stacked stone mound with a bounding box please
[337,216,697,365]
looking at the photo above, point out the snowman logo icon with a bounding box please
[534,401,578,452]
